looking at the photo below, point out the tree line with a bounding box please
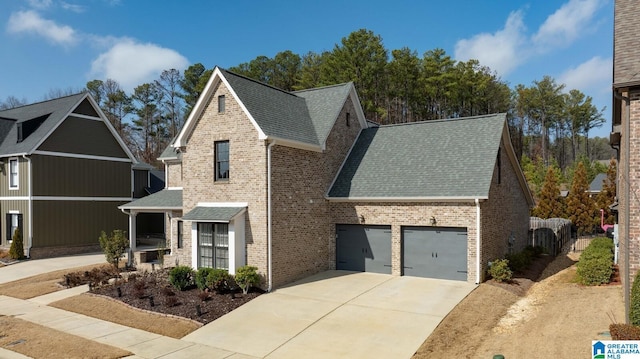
[0,28,612,169]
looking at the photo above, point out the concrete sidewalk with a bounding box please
[183,271,476,359]
[0,253,106,284]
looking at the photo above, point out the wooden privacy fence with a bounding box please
[529,217,573,256]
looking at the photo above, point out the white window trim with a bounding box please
[8,158,18,190]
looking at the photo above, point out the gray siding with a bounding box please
[32,200,127,247]
[133,169,148,198]
[31,155,131,197]
[37,116,129,158]
[72,98,99,117]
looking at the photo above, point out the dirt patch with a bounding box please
[0,263,114,299]
[50,294,201,338]
[413,252,623,359]
[0,315,131,359]
[89,268,262,324]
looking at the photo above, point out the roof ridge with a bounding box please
[293,82,352,93]
[219,67,300,98]
[0,92,85,112]
[377,113,505,128]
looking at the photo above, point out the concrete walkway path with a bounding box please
[0,253,106,284]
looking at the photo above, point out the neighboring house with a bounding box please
[612,0,640,314]
[588,173,607,197]
[0,93,137,258]
[120,67,533,289]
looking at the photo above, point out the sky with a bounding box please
[0,0,614,138]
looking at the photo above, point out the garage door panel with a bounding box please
[336,225,391,274]
[402,227,467,281]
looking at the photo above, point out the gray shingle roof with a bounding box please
[119,189,182,210]
[182,206,245,222]
[589,173,607,193]
[293,83,352,146]
[328,114,507,199]
[0,93,86,156]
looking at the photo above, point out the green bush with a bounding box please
[631,271,640,326]
[206,269,233,293]
[8,228,25,260]
[488,259,512,282]
[98,230,128,270]
[235,265,261,294]
[195,267,216,291]
[169,265,193,291]
[505,252,532,273]
[576,237,614,286]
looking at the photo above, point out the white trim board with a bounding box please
[32,150,132,163]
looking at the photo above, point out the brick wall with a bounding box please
[165,161,182,188]
[623,89,640,284]
[270,95,363,287]
[480,139,531,278]
[178,80,268,275]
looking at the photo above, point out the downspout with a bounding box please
[615,90,631,321]
[267,140,276,292]
[475,198,481,284]
[22,155,32,258]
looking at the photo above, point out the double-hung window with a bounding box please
[6,213,22,243]
[197,223,229,270]
[215,141,229,181]
[9,158,18,189]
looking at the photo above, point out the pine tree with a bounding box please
[532,167,565,218]
[566,162,596,235]
[8,227,25,260]
[595,159,617,227]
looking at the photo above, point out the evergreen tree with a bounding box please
[595,159,617,227]
[566,162,596,235]
[8,227,25,260]
[532,166,565,218]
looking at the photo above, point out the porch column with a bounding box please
[128,211,137,267]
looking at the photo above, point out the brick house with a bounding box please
[120,67,533,289]
[0,93,139,258]
[611,0,640,317]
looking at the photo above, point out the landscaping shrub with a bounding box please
[610,323,640,340]
[487,259,512,282]
[206,269,233,294]
[505,252,532,273]
[8,228,25,260]
[576,237,614,286]
[98,230,128,270]
[195,268,216,291]
[169,265,193,291]
[631,271,640,326]
[235,265,261,294]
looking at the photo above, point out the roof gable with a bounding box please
[175,67,366,152]
[327,113,522,200]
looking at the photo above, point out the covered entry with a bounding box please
[402,226,468,281]
[336,224,391,274]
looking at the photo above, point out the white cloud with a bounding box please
[454,10,527,76]
[60,2,86,13]
[558,56,612,94]
[6,10,78,46]
[26,0,52,9]
[533,0,604,49]
[90,38,189,92]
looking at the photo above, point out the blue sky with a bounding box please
[0,0,613,137]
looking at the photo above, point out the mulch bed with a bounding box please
[487,254,561,297]
[88,269,262,324]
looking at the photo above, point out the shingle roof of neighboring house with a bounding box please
[0,93,86,156]
[589,173,607,193]
[119,189,182,210]
[328,113,529,201]
[174,67,367,152]
[182,206,246,222]
[0,93,135,162]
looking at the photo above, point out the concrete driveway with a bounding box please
[0,253,105,284]
[183,270,476,359]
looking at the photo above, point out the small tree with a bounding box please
[235,266,260,294]
[8,227,25,260]
[98,230,128,270]
[566,162,596,235]
[532,166,565,218]
[595,159,617,228]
